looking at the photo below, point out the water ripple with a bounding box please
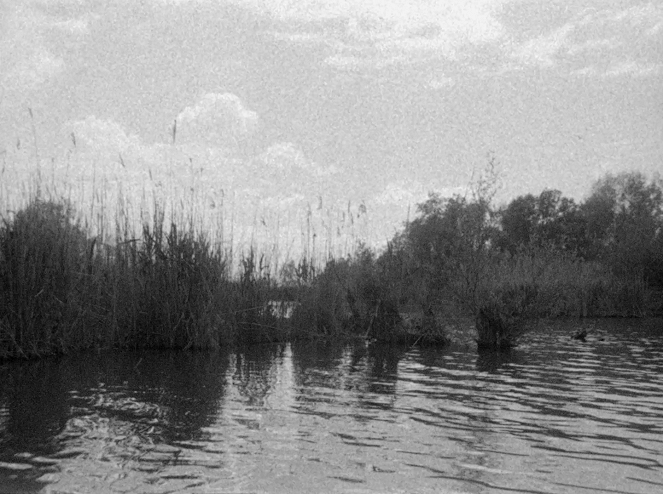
[0,319,661,493]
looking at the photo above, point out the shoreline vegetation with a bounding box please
[2,163,662,360]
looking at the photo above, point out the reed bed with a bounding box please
[468,248,650,348]
[1,150,655,357]
[482,248,649,318]
[0,196,274,358]
[289,250,450,346]
[0,152,367,358]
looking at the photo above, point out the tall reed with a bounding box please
[0,196,294,358]
[0,199,98,357]
[469,247,651,348]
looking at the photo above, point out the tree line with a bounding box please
[292,169,662,348]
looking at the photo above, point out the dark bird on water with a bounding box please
[572,329,588,341]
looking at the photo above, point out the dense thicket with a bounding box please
[1,170,661,358]
[313,170,662,348]
[497,172,663,287]
[0,200,291,358]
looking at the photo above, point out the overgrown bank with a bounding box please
[2,168,662,359]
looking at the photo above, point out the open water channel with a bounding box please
[1,318,662,494]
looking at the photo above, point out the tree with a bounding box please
[499,194,537,251]
[499,189,587,255]
[581,172,663,284]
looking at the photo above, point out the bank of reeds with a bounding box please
[0,197,290,359]
[486,248,649,317]
[468,247,650,348]
[1,195,653,358]
[290,250,450,345]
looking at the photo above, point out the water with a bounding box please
[1,318,662,494]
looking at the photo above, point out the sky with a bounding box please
[1,0,662,257]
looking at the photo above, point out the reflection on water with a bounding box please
[0,319,662,493]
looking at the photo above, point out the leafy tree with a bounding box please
[581,172,663,285]
[499,189,587,255]
[499,194,537,251]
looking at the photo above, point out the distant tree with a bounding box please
[499,194,537,251]
[581,172,663,285]
[499,189,587,254]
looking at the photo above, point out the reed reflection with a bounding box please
[475,348,522,373]
[0,350,231,489]
[230,343,285,407]
[0,359,71,456]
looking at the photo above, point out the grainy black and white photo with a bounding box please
[1,1,662,493]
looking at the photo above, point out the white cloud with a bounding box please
[67,116,144,166]
[566,37,621,56]
[258,141,339,177]
[508,3,663,73]
[572,60,662,79]
[49,15,96,35]
[647,22,662,36]
[374,180,465,207]
[604,61,662,78]
[323,52,404,70]
[254,0,507,66]
[571,65,598,77]
[175,93,259,147]
[5,49,65,90]
[375,181,425,206]
[575,4,663,30]
[0,4,97,95]
[427,75,456,89]
[259,142,311,171]
[511,23,573,68]
[608,4,663,27]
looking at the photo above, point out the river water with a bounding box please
[0,318,661,494]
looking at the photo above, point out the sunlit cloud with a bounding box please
[323,52,404,71]
[575,3,663,31]
[49,15,96,35]
[5,49,65,90]
[647,22,662,36]
[510,23,573,68]
[63,116,152,183]
[259,142,311,171]
[175,93,259,147]
[0,3,97,96]
[374,180,466,207]
[374,181,426,207]
[507,3,663,75]
[427,76,456,89]
[70,116,141,155]
[604,61,662,78]
[607,3,663,26]
[565,37,621,56]
[254,0,507,67]
[572,60,663,79]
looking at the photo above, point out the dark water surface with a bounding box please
[1,319,662,494]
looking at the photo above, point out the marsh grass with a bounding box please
[490,248,649,318]
[0,199,96,356]
[0,193,299,358]
[468,247,651,348]
[1,154,654,358]
[290,251,450,346]
[0,139,371,358]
